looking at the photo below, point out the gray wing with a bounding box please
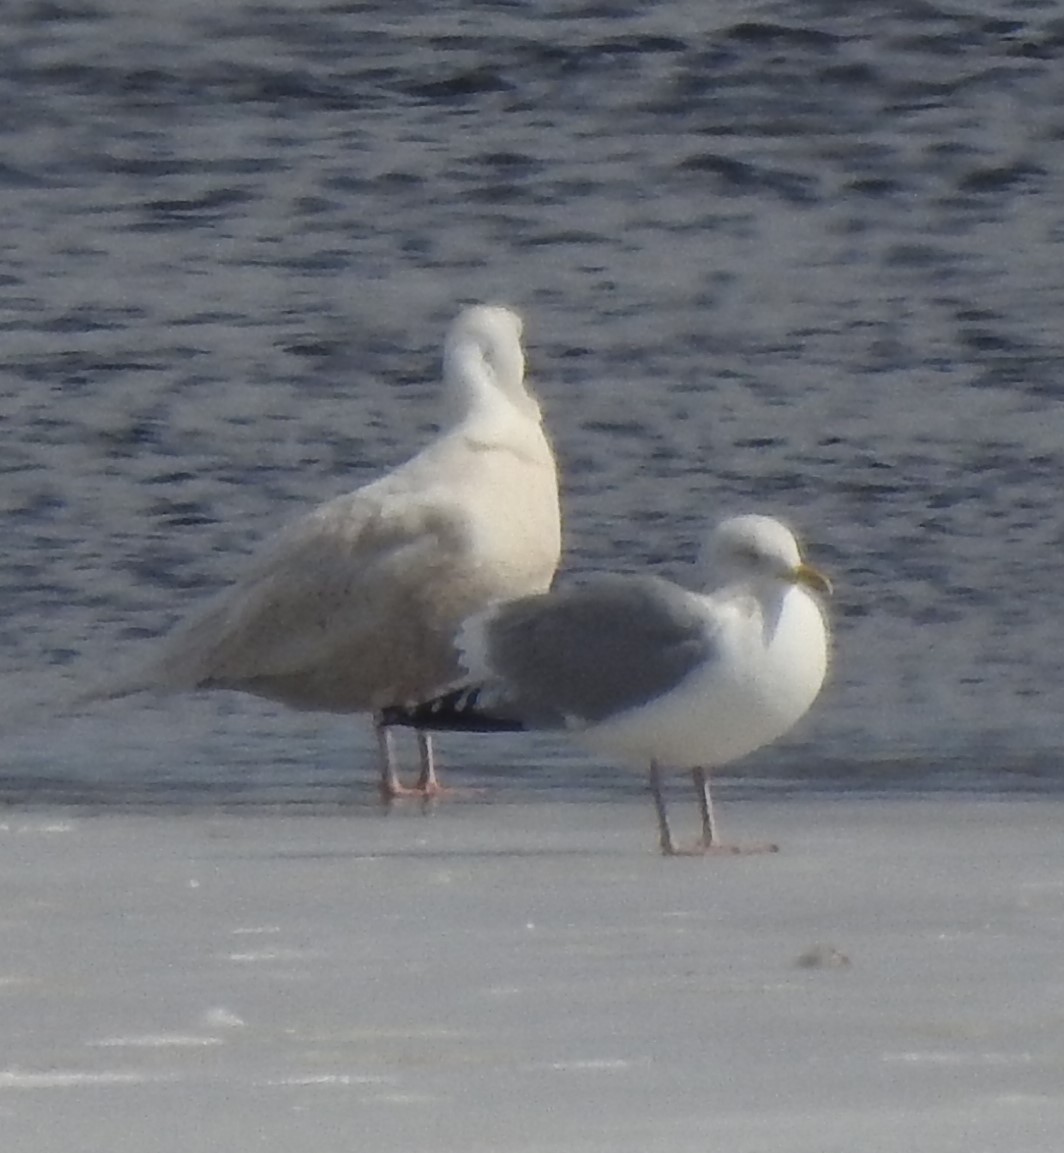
[475,574,718,726]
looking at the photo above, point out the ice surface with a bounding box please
[0,795,1062,1152]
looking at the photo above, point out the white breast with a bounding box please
[577,586,828,771]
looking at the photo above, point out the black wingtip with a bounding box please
[380,686,526,733]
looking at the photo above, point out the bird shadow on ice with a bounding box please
[247,844,642,862]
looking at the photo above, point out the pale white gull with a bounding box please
[81,304,562,799]
[384,515,830,853]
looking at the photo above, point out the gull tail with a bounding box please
[380,687,525,733]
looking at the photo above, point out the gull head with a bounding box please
[701,514,832,596]
[444,304,538,420]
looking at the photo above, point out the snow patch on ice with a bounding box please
[546,1058,634,1072]
[0,975,35,989]
[262,1073,394,1088]
[0,1069,164,1089]
[200,1007,246,1029]
[90,1034,224,1049]
[223,947,318,964]
[883,1051,1035,1066]
[0,821,75,835]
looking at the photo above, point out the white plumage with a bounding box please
[88,304,561,798]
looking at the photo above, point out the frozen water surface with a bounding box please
[1,795,1062,1152]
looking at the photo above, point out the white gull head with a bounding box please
[442,304,540,424]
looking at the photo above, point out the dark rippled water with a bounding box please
[2,0,1063,804]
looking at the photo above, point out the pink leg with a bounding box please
[415,730,441,795]
[650,761,677,855]
[375,717,422,802]
[651,764,778,856]
[692,767,779,855]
